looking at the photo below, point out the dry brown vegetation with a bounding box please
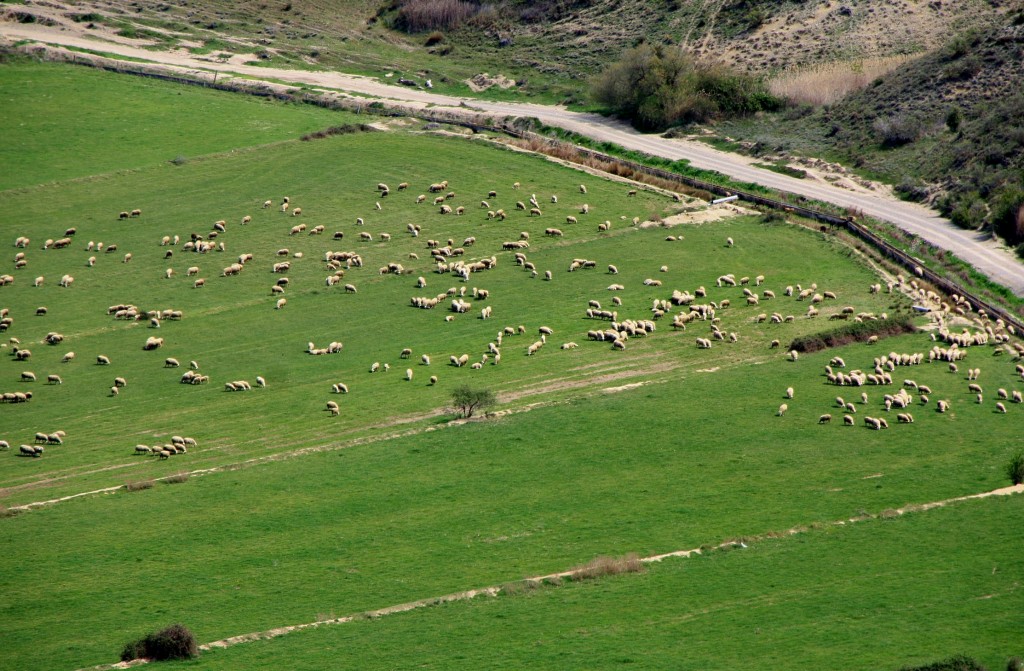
[568,553,645,581]
[769,56,912,106]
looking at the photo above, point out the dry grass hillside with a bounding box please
[5,0,1008,88]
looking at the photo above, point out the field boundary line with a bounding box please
[4,364,691,514]
[75,483,1023,670]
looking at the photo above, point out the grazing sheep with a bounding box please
[61,352,75,363]
[579,184,587,194]
[785,387,794,399]
[46,374,62,384]
[20,445,42,457]
[937,400,950,413]
[110,386,119,396]
[788,350,799,362]
[135,445,152,455]
[777,403,788,416]
[114,377,127,388]
[275,298,287,310]
[726,237,734,247]
[818,414,832,424]
[995,402,1007,413]
[256,376,266,388]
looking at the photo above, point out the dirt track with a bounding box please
[1,18,1022,295]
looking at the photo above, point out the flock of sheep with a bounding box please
[775,288,1023,426]
[4,166,1023,467]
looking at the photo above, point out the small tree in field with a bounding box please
[451,385,495,418]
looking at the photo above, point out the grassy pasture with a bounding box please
[0,60,351,190]
[1,63,1023,670]
[159,494,1024,671]
[2,332,1022,670]
[0,120,920,506]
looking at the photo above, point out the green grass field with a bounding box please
[0,62,1021,671]
[154,494,1024,671]
[0,60,350,190]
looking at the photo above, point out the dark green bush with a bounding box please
[789,316,916,353]
[897,654,986,671]
[591,45,780,131]
[1007,452,1024,486]
[121,623,198,662]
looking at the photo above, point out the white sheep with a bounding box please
[777,403,788,416]
[275,298,287,309]
[785,387,794,399]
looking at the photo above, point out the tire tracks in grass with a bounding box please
[75,483,1024,671]
[2,346,781,512]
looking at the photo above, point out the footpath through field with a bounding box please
[2,21,1023,296]
[76,482,1024,670]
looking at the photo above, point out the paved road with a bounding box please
[3,22,1022,295]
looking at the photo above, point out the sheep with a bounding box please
[256,376,266,388]
[788,350,799,362]
[937,400,950,413]
[785,387,794,399]
[20,371,37,382]
[997,388,1009,400]
[142,337,163,350]
[994,401,1007,413]
[135,445,153,455]
[818,414,832,424]
[345,284,357,293]
[114,377,127,388]
[275,298,287,310]
[726,237,734,247]
[897,413,914,423]
[96,355,111,365]
[110,386,119,397]
[777,403,788,416]
[20,445,42,457]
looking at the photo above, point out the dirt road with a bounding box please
[3,19,1022,295]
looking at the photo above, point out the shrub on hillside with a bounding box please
[991,188,1024,245]
[591,45,780,131]
[120,624,198,662]
[873,114,922,147]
